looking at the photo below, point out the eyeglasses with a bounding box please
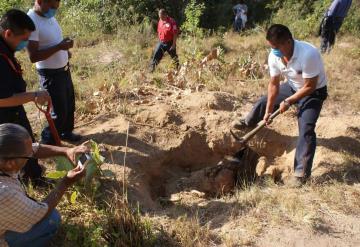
[1,156,36,161]
[0,152,35,161]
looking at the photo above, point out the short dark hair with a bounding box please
[0,123,30,162]
[159,9,167,15]
[0,9,35,35]
[266,24,293,43]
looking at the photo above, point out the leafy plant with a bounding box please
[46,140,115,201]
[182,0,206,37]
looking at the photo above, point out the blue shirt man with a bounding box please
[326,0,352,19]
[320,0,352,53]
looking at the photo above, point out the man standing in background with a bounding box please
[319,0,352,53]
[233,0,248,32]
[149,9,180,72]
[27,0,81,145]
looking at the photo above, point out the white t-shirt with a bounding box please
[268,40,327,91]
[233,4,248,18]
[27,9,68,69]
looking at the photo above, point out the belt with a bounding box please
[37,64,69,75]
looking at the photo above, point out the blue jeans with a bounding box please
[234,16,242,32]
[5,210,61,247]
[244,82,327,178]
[150,41,179,71]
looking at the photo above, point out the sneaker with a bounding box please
[284,176,306,188]
[61,132,82,142]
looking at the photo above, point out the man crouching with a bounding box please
[0,123,88,246]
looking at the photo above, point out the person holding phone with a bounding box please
[27,0,81,145]
[0,123,89,247]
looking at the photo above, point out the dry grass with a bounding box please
[18,28,360,246]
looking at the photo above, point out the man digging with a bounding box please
[232,24,328,187]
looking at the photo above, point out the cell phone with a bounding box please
[78,153,92,169]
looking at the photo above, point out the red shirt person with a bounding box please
[150,9,180,72]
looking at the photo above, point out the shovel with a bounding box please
[230,108,281,151]
[35,100,62,146]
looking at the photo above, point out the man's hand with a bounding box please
[34,90,51,106]
[279,99,291,113]
[263,112,272,125]
[65,141,90,165]
[64,165,86,184]
[170,43,176,51]
[59,38,74,50]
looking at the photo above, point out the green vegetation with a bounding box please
[1,0,359,38]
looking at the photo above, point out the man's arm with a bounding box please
[27,38,73,63]
[284,76,318,104]
[34,142,89,165]
[42,166,85,217]
[0,91,51,108]
[264,75,281,121]
[170,33,178,50]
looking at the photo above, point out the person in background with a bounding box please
[0,123,89,247]
[319,0,352,53]
[233,0,248,32]
[0,9,52,185]
[232,24,328,187]
[149,9,180,72]
[27,0,81,145]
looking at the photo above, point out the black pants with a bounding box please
[244,83,328,178]
[38,67,75,144]
[0,107,43,179]
[150,41,179,70]
[319,16,343,53]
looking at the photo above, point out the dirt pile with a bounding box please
[76,88,360,209]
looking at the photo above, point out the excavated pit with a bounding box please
[77,90,360,209]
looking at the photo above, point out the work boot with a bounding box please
[61,132,82,143]
[284,176,306,188]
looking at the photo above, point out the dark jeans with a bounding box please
[150,41,179,71]
[0,107,42,180]
[234,16,243,32]
[38,66,75,144]
[5,209,61,247]
[319,16,343,53]
[244,82,328,178]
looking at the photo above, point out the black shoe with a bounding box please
[40,138,56,145]
[231,118,249,130]
[61,132,82,142]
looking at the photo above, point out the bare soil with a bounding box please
[74,87,360,246]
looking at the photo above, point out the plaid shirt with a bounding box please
[0,174,48,247]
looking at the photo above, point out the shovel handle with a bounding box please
[35,100,62,146]
[241,108,281,143]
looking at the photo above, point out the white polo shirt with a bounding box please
[27,9,68,70]
[268,40,327,91]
